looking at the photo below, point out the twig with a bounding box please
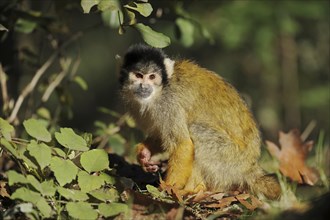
[301,120,317,142]
[0,63,9,112]
[7,32,82,123]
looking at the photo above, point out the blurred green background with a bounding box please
[0,0,329,142]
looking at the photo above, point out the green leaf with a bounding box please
[0,23,8,32]
[7,170,28,185]
[15,18,37,34]
[57,186,89,201]
[27,140,52,169]
[146,184,162,197]
[0,118,14,141]
[81,0,100,13]
[98,203,128,218]
[27,175,42,192]
[55,128,88,151]
[80,149,109,173]
[0,138,19,158]
[102,9,123,28]
[124,2,153,17]
[125,115,136,128]
[11,187,52,218]
[109,134,126,155]
[40,180,56,197]
[88,188,119,202]
[98,0,119,11]
[52,147,66,158]
[175,18,195,47]
[99,172,116,185]
[66,202,98,220]
[134,23,171,48]
[78,171,105,192]
[50,157,79,186]
[23,119,51,142]
[73,76,88,91]
[36,107,51,120]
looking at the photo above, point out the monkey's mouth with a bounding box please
[134,88,153,99]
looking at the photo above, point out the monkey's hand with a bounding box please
[137,145,160,173]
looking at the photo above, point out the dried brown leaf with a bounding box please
[266,129,319,185]
[204,196,237,208]
[235,194,262,211]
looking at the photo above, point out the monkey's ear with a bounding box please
[164,58,175,78]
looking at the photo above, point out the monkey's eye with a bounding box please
[135,73,143,79]
[149,74,156,80]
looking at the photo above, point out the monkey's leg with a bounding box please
[165,139,194,189]
[183,165,206,194]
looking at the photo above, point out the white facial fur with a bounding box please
[128,71,162,104]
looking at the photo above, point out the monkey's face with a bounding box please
[125,65,163,102]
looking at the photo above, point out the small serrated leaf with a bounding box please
[81,0,100,13]
[23,119,51,142]
[7,170,28,185]
[134,23,170,48]
[40,180,56,197]
[146,184,161,197]
[98,0,119,11]
[73,76,88,91]
[26,175,42,192]
[175,18,195,47]
[11,187,52,218]
[36,107,51,120]
[78,171,105,192]
[66,202,98,220]
[88,188,119,202]
[55,128,88,151]
[98,203,128,217]
[50,157,79,186]
[0,118,14,141]
[124,2,153,17]
[80,149,109,173]
[57,186,89,201]
[27,140,52,169]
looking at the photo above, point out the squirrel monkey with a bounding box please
[119,44,281,199]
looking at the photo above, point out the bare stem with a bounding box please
[7,32,82,123]
[0,63,9,112]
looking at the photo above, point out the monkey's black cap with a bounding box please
[119,44,169,86]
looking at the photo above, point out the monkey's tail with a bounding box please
[249,174,282,200]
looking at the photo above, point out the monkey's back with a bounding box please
[170,60,263,191]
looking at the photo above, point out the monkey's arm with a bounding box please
[136,137,163,172]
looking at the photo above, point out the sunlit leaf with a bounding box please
[7,170,28,186]
[23,119,51,142]
[11,187,52,218]
[66,202,98,220]
[15,18,37,34]
[124,2,153,17]
[175,18,195,47]
[36,107,51,120]
[57,186,89,201]
[88,188,119,202]
[73,76,88,91]
[80,149,109,173]
[50,157,79,186]
[98,203,128,217]
[0,117,14,141]
[146,184,162,197]
[134,23,171,48]
[26,175,42,192]
[40,180,56,197]
[98,0,119,11]
[81,0,100,13]
[27,140,52,169]
[55,128,88,151]
[0,23,8,32]
[78,171,105,192]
